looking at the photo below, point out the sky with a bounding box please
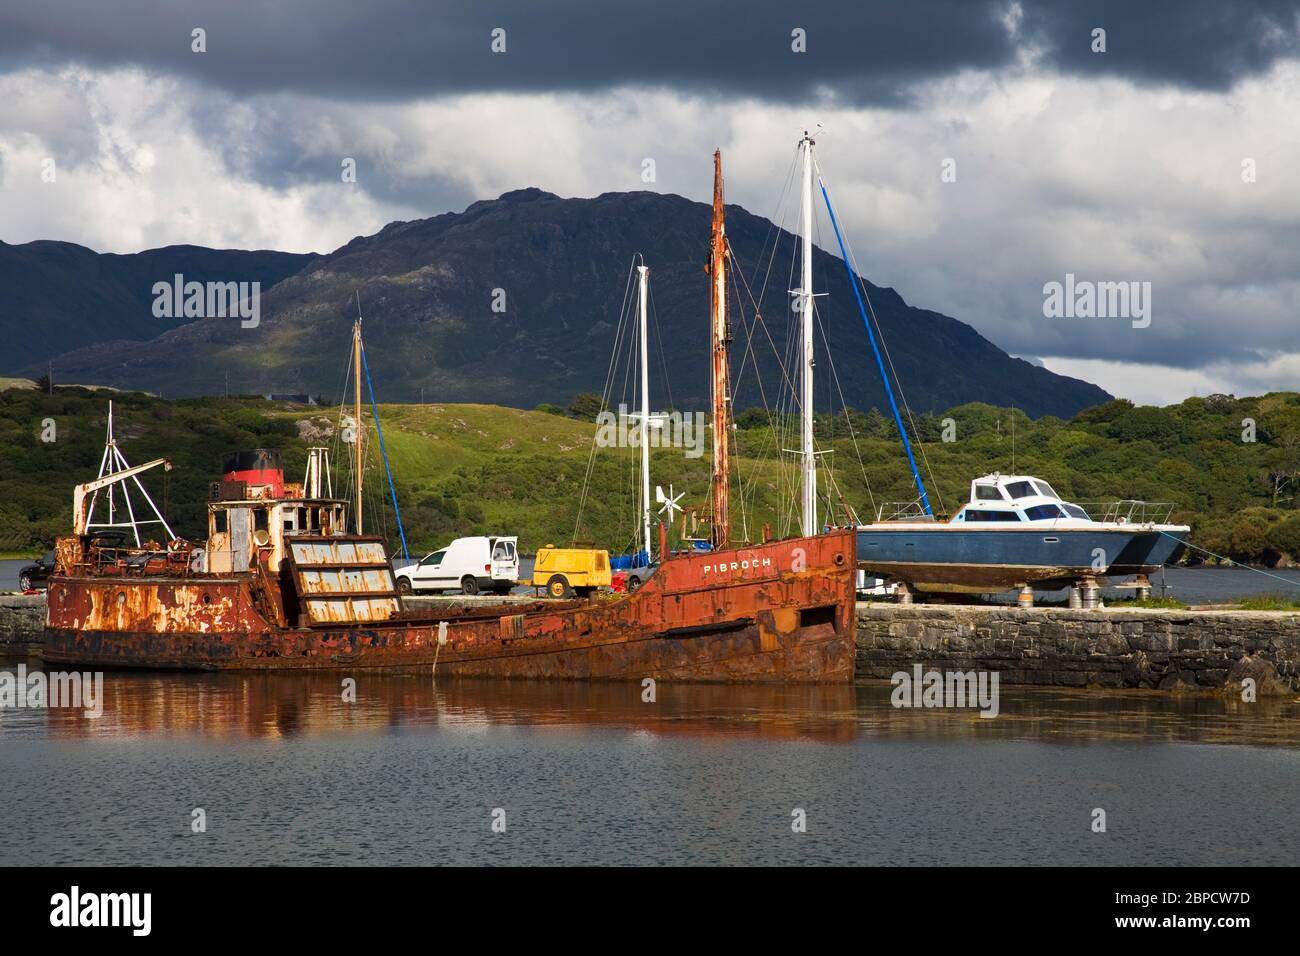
[1,0,1298,406]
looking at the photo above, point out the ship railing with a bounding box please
[875,501,937,522]
[86,543,192,576]
[1076,500,1177,524]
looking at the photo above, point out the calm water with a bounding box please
[1,660,1297,866]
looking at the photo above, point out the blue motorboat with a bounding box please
[856,474,1190,593]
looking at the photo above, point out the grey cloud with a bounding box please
[4,0,1299,399]
[1,0,1295,105]
[1019,1,1300,90]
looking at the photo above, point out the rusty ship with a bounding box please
[41,150,857,681]
[43,491,854,679]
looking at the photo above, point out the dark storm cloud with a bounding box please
[1019,1,1300,89]
[2,0,1295,104]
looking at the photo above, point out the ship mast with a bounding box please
[709,149,731,548]
[353,316,364,534]
[798,132,817,537]
[636,262,652,562]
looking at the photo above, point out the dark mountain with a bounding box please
[12,189,1109,417]
[0,240,317,369]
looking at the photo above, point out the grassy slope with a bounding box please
[3,387,1300,564]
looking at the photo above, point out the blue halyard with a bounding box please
[359,342,410,561]
[819,179,932,516]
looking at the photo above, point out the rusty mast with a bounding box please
[708,149,731,548]
[352,314,363,534]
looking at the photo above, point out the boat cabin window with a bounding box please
[322,505,344,533]
[1025,504,1065,521]
[213,510,227,533]
[1005,481,1037,500]
[965,509,1022,522]
[1062,504,1090,519]
[254,509,269,532]
[974,485,1005,501]
[422,550,446,567]
[1032,480,1059,499]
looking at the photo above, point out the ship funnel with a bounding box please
[222,449,285,500]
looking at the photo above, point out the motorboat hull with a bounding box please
[856,524,1146,592]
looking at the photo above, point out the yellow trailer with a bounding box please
[532,545,611,598]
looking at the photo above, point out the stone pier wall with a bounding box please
[0,595,47,653]
[856,604,1300,694]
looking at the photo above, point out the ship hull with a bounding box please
[1107,526,1190,576]
[856,525,1144,592]
[43,531,857,683]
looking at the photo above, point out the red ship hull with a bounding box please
[43,531,857,682]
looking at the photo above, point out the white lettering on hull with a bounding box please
[700,556,774,577]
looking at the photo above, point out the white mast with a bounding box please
[799,132,817,536]
[637,263,652,561]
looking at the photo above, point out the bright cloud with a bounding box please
[2,58,1299,406]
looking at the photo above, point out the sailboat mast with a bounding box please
[799,133,817,537]
[353,317,363,535]
[709,149,731,548]
[637,263,652,561]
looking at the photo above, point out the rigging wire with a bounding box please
[647,282,674,412]
[815,160,946,515]
[812,295,877,519]
[728,142,848,538]
[360,339,409,561]
[332,350,356,523]
[572,257,637,541]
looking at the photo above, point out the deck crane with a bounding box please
[73,458,173,539]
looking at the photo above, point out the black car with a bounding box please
[18,550,56,591]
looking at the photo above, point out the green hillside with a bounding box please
[2,386,1298,565]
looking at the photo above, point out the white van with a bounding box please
[393,536,519,596]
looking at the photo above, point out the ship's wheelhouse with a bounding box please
[205,498,348,574]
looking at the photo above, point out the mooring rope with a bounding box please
[1157,528,1300,592]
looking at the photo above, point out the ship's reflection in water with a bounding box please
[12,667,1300,748]
[3,660,1299,866]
